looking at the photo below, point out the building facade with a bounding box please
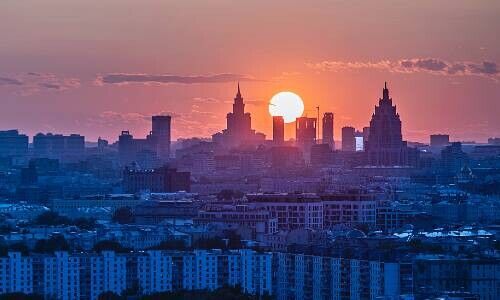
[365,83,410,166]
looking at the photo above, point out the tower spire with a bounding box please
[237,82,241,98]
[382,81,389,100]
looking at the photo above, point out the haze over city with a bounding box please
[0,2,499,300]
[1,0,499,142]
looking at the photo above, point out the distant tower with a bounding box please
[322,112,334,149]
[430,134,450,147]
[151,115,171,160]
[273,116,285,144]
[342,126,356,152]
[296,117,317,159]
[365,82,408,165]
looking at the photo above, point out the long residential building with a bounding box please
[0,250,418,300]
[246,192,378,230]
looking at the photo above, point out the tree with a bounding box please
[73,217,97,230]
[93,240,130,253]
[34,235,70,253]
[112,207,135,224]
[34,211,71,226]
[98,291,122,300]
[150,239,187,251]
[0,293,43,300]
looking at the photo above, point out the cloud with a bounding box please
[0,76,23,86]
[89,110,223,139]
[192,97,220,104]
[96,73,259,86]
[0,73,81,95]
[306,58,499,80]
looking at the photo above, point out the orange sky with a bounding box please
[0,0,499,143]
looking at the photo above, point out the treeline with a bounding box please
[0,286,274,300]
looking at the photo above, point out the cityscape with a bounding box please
[0,1,499,300]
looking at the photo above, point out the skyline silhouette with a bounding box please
[0,1,498,142]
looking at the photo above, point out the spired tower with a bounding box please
[226,83,252,137]
[212,83,265,148]
[366,82,409,166]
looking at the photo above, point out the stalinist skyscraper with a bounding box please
[366,82,409,166]
[212,83,265,148]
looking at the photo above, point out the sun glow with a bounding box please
[268,91,304,123]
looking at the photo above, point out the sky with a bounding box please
[0,0,499,143]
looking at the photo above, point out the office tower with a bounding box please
[310,143,332,166]
[430,134,450,147]
[441,142,468,173]
[272,116,285,144]
[365,82,409,166]
[151,115,171,160]
[342,126,356,152]
[295,117,317,157]
[362,126,370,142]
[322,112,334,149]
[212,83,265,148]
[123,166,191,193]
[355,130,364,151]
[0,130,29,157]
[33,133,84,162]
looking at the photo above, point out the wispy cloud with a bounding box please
[0,73,81,95]
[306,58,499,80]
[95,73,259,86]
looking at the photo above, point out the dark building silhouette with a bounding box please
[322,112,334,149]
[341,126,356,152]
[272,116,285,145]
[123,166,190,193]
[296,117,317,158]
[33,133,84,162]
[0,130,28,157]
[311,143,332,166]
[430,134,450,147]
[271,146,305,172]
[441,142,468,174]
[151,115,171,160]
[118,115,171,167]
[212,84,265,148]
[365,82,409,166]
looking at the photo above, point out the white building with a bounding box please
[0,252,33,295]
[90,251,127,300]
[137,250,173,294]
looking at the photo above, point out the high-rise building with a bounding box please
[118,115,172,167]
[212,84,265,148]
[365,82,409,166]
[123,166,191,193]
[0,130,29,157]
[441,142,468,174]
[151,115,171,160]
[33,133,84,162]
[322,112,334,149]
[272,116,285,145]
[430,134,450,147]
[341,126,356,152]
[296,117,316,157]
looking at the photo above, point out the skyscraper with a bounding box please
[296,117,316,157]
[365,82,409,166]
[272,116,285,145]
[341,126,356,152]
[322,112,334,149]
[430,134,450,148]
[212,84,265,148]
[151,115,171,160]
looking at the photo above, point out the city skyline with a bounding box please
[1,1,499,142]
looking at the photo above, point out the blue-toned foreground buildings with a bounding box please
[0,249,417,300]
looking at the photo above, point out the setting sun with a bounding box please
[269,91,305,123]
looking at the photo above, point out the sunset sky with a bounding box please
[1,0,499,143]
